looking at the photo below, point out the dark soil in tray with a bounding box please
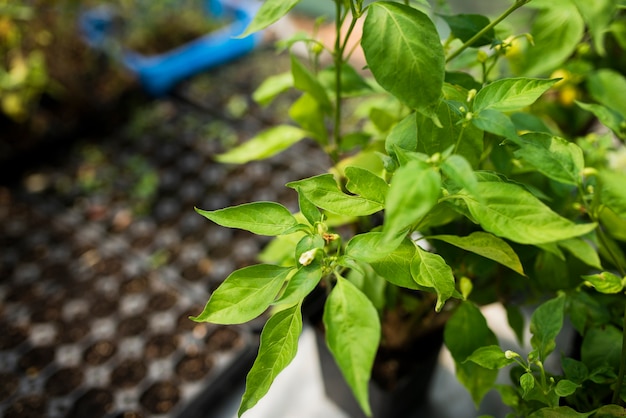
[0,47,330,417]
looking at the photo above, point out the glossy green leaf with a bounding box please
[554,379,580,397]
[411,246,456,311]
[346,231,407,263]
[582,272,624,294]
[528,406,591,418]
[530,294,565,361]
[239,0,301,37]
[291,54,332,111]
[362,2,444,114]
[383,161,441,241]
[216,125,307,164]
[445,302,499,405]
[441,154,479,198]
[239,304,302,416]
[439,13,495,47]
[454,178,597,244]
[287,174,383,216]
[511,133,584,186]
[195,202,299,236]
[344,166,388,205]
[464,345,514,369]
[558,238,602,270]
[276,262,323,307]
[472,109,519,140]
[575,102,626,139]
[519,4,585,76]
[474,78,558,113]
[324,276,381,416]
[598,170,626,218]
[253,72,293,106]
[587,69,626,119]
[191,265,294,324]
[429,232,525,276]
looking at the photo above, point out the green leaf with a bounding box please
[239,304,302,417]
[324,276,381,417]
[439,14,495,47]
[216,125,307,164]
[554,379,580,397]
[351,235,420,290]
[291,54,332,111]
[558,238,602,270]
[239,0,301,37]
[276,262,323,307]
[411,246,456,311]
[473,78,558,113]
[253,72,293,106]
[506,305,526,346]
[289,93,329,144]
[575,102,626,140]
[191,265,294,324]
[598,170,626,218]
[429,232,525,276]
[287,174,384,216]
[298,193,322,226]
[587,69,626,119]
[318,64,373,98]
[362,2,444,114]
[530,294,565,361]
[454,177,597,244]
[472,109,519,140]
[561,357,588,384]
[385,113,418,160]
[383,161,441,241]
[512,133,584,186]
[441,155,479,198]
[520,372,535,398]
[195,202,299,236]
[519,4,585,76]
[571,0,617,55]
[344,166,388,205]
[464,345,515,369]
[528,406,592,418]
[445,302,499,405]
[582,272,624,294]
[595,405,626,418]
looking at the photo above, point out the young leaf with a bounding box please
[454,179,597,244]
[291,54,332,111]
[239,0,301,38]
[411,246,456,311]
[512,133,584,186]
[289,93,329,144]
[520,372,535,398]
[472,109,519,141]
[383,161,441,241]
[473,78,558,113]
[253,72,293,106]
[238,303,303,416]
[582,272,624,294]
[324,276,381,417]
[429,232,525,276]
[191,265,294,324]
[445,302,499,405]
[344,166,388,205]
[362,2,444,114]
[287,174,384,217]
[196,202,300,236]
[439,14,495,47]
[464,345,515,370]
[554,379,580,397]
[558,238,602,270]
[298,193,322,226]
[215,125,307,164]
[529,294,565,361]
[441,154,479,198]
[275,262,323,307]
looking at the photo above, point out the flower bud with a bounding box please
[298,249,318,266]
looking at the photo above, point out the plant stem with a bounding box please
[614,304,626,405]
[331,0,344,162]
[446,0,531,63]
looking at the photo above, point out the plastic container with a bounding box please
[79,0,263,96]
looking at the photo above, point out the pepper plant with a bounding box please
[190,0,626,416]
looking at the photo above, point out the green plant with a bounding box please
[189,0,626,417]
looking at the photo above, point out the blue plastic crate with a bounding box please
[80,0,263,96]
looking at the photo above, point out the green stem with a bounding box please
[330,0,345,162]
[613,304,626,405]
[446,0,531,63]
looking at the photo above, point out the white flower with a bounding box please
[298,249,317,266]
